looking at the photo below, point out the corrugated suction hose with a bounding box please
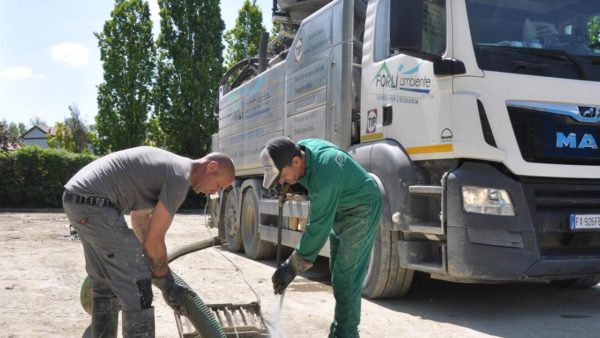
[81,236,227,338]
[167,237,226,338]
[169,270,226,338]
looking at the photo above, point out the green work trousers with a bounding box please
[328,201,381,338]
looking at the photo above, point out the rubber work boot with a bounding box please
[122,307,155,338]
[91,297,120,338]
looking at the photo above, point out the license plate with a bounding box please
[570,214,600,230]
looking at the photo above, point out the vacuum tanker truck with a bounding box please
[210,0,600,298]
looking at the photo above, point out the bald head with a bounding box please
[189,152,235,194]
[204,152,235,178]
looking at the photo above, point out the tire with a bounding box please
[362,222,414,299]
[223,191,243,252]
[241,188,275,260]
[550,275,600,288]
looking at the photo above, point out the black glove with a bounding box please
[152,271,191,316]
[272,262,297,294]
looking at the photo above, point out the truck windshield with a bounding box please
[466,0,600,81]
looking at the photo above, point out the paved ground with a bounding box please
[1,211,599,337]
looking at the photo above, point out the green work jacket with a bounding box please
[296,139,381,262]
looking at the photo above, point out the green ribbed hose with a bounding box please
[166,238,226,337]
[81,237,227,337]
[170,271,226,338]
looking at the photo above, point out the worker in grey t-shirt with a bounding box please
[63,146,234,337]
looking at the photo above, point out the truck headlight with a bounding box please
[461,186,516,216]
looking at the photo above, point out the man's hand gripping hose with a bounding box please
[152,270,192,316]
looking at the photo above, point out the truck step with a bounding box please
[404,261,445,274]
[407,222,444,235]
[409,185,442,195]
[398,241,447,275]
[404,185,444,234]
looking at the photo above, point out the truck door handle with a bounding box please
[383,104,393,126]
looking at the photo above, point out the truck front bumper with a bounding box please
[444,162,600,281]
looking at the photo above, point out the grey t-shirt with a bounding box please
[65,146,192,216]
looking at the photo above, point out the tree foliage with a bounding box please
[47,104,91,153]
[47,122,71,151]
[95,0,156,155]
[7,122,27,139]
[0,120,20,151]
[224,0,266,69]
[145,115,167,148]
[154,0,225,158]
[588,15,600,48]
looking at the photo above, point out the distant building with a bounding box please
[20,125,56,148]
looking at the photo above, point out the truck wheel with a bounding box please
[550,275,600,288]
[362,223,414,299]
[241,188,275,260]
[224,191,243,252]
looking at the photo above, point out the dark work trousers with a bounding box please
[63,198,153,311]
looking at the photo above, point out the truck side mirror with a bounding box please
[389,0,423,51]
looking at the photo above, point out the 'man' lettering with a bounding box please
[556,132,577,148]
[579,134,598,149]
[555,132,598,149]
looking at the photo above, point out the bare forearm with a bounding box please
[142,201,174,278]
[144,240,169,278]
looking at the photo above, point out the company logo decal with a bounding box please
[295,38,303,63]
[335,152,346,168]
[372,61,431,95]
[440,128,453,143]
[578,106,600,119]
[556,132,598,149]
[366,109,377,134]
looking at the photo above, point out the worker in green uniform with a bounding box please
[260,137,382,338]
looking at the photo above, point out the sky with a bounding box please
[0,0,274,127]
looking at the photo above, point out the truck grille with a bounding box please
[507,103,600,165]
[521,178,600,256]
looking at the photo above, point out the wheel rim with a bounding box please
[224,191,243,252]
[241,188,275,259]
[242,193,259,253]
[225,193,237,238]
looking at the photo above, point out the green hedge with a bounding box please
[0,146,205,209]
[0,147,96,208]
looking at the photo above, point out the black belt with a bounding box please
[63,191,116,208]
